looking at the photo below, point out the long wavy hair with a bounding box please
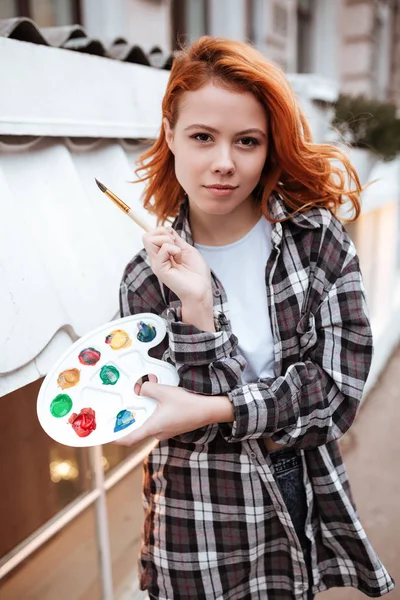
[135,36,361,224]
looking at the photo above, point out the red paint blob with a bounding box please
[78,348,101,366]
[68,407,96,437]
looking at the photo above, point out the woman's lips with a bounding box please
[204,185,238,197]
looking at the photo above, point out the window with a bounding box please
[0,378,92,561]
[171,0,209,49]
[297,0,314,73]
[0,0,81,26]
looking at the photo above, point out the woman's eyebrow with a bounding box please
[184,124,266,138]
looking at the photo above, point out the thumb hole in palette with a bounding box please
[134,373,159,395]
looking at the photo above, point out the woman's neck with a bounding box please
[188,196,262,247]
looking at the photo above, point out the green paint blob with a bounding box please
[100,365,120,385]
[50,394,73,418]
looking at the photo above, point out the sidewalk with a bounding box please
[318,344,400,599]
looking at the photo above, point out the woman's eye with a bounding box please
[238,137,259,147]
[192,133,212,143]
[190,134,259,146]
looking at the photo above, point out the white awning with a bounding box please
[0,35,169,396]
[0,136,159,395]
[0,37,169,138]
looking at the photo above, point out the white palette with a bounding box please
[37,314,178,447]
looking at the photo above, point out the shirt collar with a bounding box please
[171,192,321,243]
[267,192,321,230]
[172,197,193,244]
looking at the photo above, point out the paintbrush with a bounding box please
[95,178,152,233]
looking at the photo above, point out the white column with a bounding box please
[208,0,247,41]
[91,445,114,600]
[251,0,269,52]
[286,0,298,73]
[126,0,172,52]
[313,0,339,82]
[81,0,128,41]
[375,1,391,100]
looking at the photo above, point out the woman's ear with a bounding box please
[163,118,175,154]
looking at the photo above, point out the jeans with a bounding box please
[270,448,314,600]
[149,449,314,600]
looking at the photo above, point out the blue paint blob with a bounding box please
[137,321,156,343]
[114,409,136,433]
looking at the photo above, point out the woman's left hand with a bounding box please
[114,381,233,446]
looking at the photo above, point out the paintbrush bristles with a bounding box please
[95,177,151,232]
[95,178,107,193]
[95,179,130,213]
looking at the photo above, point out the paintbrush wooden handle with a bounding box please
[127,209,152,233]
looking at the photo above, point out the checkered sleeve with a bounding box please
[220,254,373,449]
[120,254,245,395]
[165,301,246,395]
[119,251,246,444]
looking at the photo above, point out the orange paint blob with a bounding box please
[57,368,80,389]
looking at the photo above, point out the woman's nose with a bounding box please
[211,146,236,175]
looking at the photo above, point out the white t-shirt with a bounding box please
[195,216,275,384]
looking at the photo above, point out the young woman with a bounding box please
[118,37,394,599]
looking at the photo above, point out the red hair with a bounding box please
[135,36,361,224]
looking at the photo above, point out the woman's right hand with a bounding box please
[142,227,212,305]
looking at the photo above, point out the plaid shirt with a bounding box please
[120,195,394,600]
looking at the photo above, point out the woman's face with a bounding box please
[163,82,268,217]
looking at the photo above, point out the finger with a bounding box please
[143,235,176,255]
[144,226,174,237]
[134,374,158,396]
[168,229,190,251]
[156,243,182,267]
[142,227,175,247]
[140,380,161,398]
[113,422,152,446]
[151,238,182,264]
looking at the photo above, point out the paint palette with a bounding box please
[37,314,178,447]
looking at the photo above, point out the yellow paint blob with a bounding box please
[105,329,132,350]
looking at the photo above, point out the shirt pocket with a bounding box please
[296,312,317,358]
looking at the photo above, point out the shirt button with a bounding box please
[249,452,257,459]
[218,313,228,326]
[213,289,221,297]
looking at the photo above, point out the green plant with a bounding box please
[332,94,400,162]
